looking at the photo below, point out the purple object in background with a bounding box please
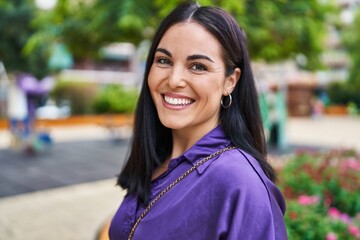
[16,74,55,129]
[17,74,54,95]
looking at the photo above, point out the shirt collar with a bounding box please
[182,125,232,174]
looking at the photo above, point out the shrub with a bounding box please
[91,84,138,114]
[50,81,99,115]
[278,149,360,239]
[285,200,360,240]
[326,81,360,108]
[285,200,329,239]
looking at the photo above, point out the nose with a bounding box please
[168,66,186,89]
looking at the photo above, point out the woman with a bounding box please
[109,2,287,239]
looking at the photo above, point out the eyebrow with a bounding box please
[155,48,214,63]
[155,48,172,57]
[186,54,214,63]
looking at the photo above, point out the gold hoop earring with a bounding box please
[221,94,232,108]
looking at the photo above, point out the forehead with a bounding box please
[157,22,221,58]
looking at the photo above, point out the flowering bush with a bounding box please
[278,149,360,239]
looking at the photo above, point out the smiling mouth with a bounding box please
[162,94,195,106]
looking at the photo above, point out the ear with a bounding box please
[223,67,241,95]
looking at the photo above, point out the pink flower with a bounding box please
[339,213,351,224]
[328,207,341,219]
[326,232,337,240]
[328,208,352,223]
[347,158,360,170]
[348,225,360,238]
[341,157,360,171]
[298,195,319,205]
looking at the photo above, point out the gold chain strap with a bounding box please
[128,146,236,240]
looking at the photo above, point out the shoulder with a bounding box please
[205,148,286,210]
[200,148,288,238]
[201,148,279,205]
[210,149,266,186]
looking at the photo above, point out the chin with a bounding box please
[160,120,186,130]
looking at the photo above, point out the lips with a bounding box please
[162,94,194,106]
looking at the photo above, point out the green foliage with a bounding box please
[0,0,336,75]
[334,8,360,113]
[0,0,50,78]
[342,9,360,88]
[326,81,360,107]
[347,102,359,116]
[285,200,360,240]
[91,85,138,114]
[154,0,334,70]
[50,81,138,115]
[240,0,334,70]
[27,0,110,61]
[26,0,158,62]
[279,149,360,239]
[280,153,323,197]
[116,0,158,44]
[279,149,360,216]
[285,201,329,239]
[50,81,99,115]
[22,0,333,70]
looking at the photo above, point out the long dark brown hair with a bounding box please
[117,1,276,204]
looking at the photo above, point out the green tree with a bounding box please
[25,0,334,71]
[0,0,49,78]
[239,0,333,70]
[26,0,158,63]
[26,0,107,62]
[342,9,360,88]
[153,0,334,70]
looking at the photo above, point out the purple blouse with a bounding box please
[109,126,287,239]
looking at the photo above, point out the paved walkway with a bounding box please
[286,116,360,151]
[0,125,131,197]
[0,116,359,240]
[0,179,125,240]
[0,125,130,240]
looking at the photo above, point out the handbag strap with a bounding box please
[128,146,236,240]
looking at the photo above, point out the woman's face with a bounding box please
[148,22,239,138]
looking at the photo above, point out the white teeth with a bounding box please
[164,95,193,106]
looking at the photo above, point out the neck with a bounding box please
[170,123,218,159]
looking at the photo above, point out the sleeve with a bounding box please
[215,152,287,240]
[221,184,278,239]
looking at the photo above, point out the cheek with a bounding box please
[148,67,163,105]
[198,78,225,98]
[148,67,158,93]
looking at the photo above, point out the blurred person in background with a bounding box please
[109,1,287,239]
[7,76,30,145]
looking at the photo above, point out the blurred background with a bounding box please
[0,0,359,239]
